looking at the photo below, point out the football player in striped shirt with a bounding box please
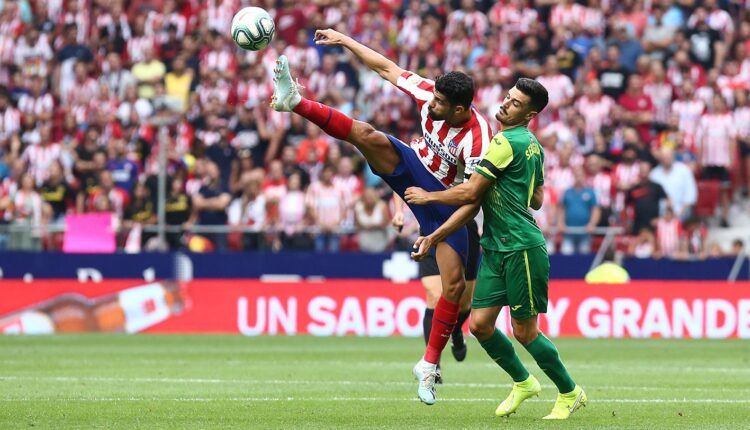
[312,28,492,383]
[270,26,491,405]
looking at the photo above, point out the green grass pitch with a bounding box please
[1,335,748,429]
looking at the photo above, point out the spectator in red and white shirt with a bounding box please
[613,145,642,213]
[309,54,347,100]
[695,94,736,226]
[445,0,489,46]
[9,173,43,248]
[21,123,62,187]
[671,80,705,149]
[0,87,21,142]
[14,26,54,79]
[616,74,655,144]
[643,61,673,125]
[586,153,614,225]
[656,206,683,259]
[575,79,615,146]
[536,56,575,129]
[306,165,347,253]
[228,171,267,250]
[284,29,320,77]
[17,76,55,123]
[550,0,585,30]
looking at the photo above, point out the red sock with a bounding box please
[424,296,459,364]
[293,98,353,140]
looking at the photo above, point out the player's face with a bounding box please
[427,90,453,121]
[496,87,536,126]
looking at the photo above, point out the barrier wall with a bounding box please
[2,280,748,338]
[0,252,747,280]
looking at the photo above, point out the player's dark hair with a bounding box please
[434,71,474,108]
[515,78,549,113]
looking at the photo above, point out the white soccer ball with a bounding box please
[230,7,275,51]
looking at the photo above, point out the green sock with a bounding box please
[524,333,575,393]
[478,329,529,383]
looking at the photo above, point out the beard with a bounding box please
[427,108,443,121]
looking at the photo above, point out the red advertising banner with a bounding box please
[1,280,749,338]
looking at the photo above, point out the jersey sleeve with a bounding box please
[475,133,513,181]
[396,71,435,107]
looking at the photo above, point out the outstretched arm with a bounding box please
[314,29,405,85]
[411,203,480,260]
[405,173,493,206]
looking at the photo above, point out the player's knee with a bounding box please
[469,318,493,341]
[350,121,377,146]
[512,327,537,346]
[441,279,464,302]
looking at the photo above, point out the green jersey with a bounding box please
[474,126,546,252]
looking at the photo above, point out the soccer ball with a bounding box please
[230,7,275,51]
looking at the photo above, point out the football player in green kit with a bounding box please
[405,78,586,420]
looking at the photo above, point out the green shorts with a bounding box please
[472,245,550,320]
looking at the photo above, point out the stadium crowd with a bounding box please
[0,0,748,257]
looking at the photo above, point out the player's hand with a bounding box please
[411,235,434,261]
[314,29,348,46]
[391,211,404,231]
[404,187,430,205]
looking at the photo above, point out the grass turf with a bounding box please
[0,335,748,429]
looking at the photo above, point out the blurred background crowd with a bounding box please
[0,0,749,258]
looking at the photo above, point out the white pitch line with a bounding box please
[1,375,749,393]
[0,397,749,404]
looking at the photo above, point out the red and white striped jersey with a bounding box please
[656,217,682,258]
[204,48,236,73]
[588,171,613,208]
[0,107,21,140]
[532,185,558,232]
[396,71,493,188]
[22,143,63,186]
[581,6,605,35]
[688,9,734,34]
[305,181,347,227]
[206,0,238,35]
[613,161,641,212]
[536,73,574,127]
[283,45,320,76]
[643,81,673,124]
[196,80,232,106]
[332,174,363,200]
[538,74,574,108]
[549,3,585,29]
[547,166,574,198]
[696,113,736,167]
[488,3,537,36]
[733,106,750,140]
[671,99,705,147]
[575,95,615,138]
[63,78,98,106]
[17,93,55,117]
[13,34,53,77]
[236,79,273,107]
[614,162,641,189]
[0,34,15,65]
[445,10,488,45]
[308,71,347,100]
[126,36,156,64]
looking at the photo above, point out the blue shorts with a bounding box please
[373,135,468,266]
